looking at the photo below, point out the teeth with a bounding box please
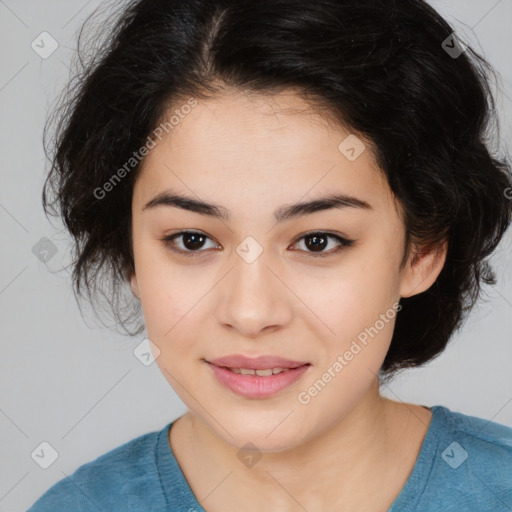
[256,369,273,376]
[229,367,290,376]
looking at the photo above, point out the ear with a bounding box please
[129,270,140,299]
[399,237,448,298]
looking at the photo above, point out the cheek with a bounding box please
[139,274,197,342]
[138,271,203,383]
[133,244,198,339]
[304,255,399,330]
[295,256,401,377]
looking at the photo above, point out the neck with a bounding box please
[170,378,431,511]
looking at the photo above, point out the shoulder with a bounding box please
[422,405,512,510]
[436,405,512,462]
[27,425,168,512]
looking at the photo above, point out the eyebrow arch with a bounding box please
[142,190,373,223]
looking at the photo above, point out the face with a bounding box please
[130,90,444,452]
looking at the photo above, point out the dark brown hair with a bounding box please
[42,0,512,380]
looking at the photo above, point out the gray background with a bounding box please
[0,1,511,510]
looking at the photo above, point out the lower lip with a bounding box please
[206,362,310,399]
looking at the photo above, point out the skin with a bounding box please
[129,89,447,511]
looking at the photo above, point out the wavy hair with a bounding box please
[42,0,512,379]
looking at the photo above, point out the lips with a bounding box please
[206,357,311,398]
[206,354,310,370]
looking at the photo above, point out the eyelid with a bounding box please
[161,230,220,255]
[289,231,356,257]
[160,230,356,257]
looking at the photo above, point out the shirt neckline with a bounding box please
[386,405,445,511]
[155,405,446,511]
[155,419,205,510]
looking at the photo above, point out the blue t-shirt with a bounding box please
[27,405,512,511]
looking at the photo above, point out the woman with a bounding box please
[29,0,512,510]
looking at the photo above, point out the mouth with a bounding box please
[204,357,311,399]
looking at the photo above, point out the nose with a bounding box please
[214,253,294,338]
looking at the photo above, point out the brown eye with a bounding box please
[291,232,355,257]
[160,230,355,258]
[161,231,218,255]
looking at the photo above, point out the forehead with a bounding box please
[134,90,396,216]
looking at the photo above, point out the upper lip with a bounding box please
[207,354,310,370]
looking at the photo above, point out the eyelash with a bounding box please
[160,230,356,258]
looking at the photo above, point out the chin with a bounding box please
[212,418,307,453]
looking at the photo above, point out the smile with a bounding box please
[206,361,311,399]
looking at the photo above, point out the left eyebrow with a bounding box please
[142,190,373,223]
